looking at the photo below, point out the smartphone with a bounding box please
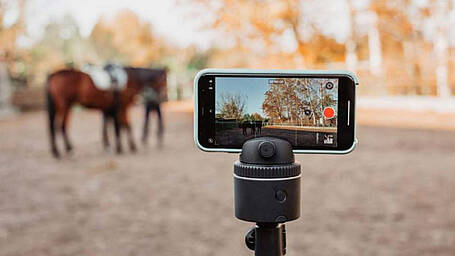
[194,69,358,154]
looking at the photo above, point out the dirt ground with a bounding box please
[1,104,455,256]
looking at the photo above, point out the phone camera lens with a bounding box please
[208,138,214,144]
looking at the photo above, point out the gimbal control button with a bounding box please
[275,190,287,202]
[275,215,287,223]
[258,141,276,158]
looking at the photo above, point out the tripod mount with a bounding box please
[234,137,301,256]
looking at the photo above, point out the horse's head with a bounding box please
[148,68,167,102]
[153,68,167,92]
[123,67,168,101]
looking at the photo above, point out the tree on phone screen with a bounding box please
[216,92,247,120]
[262,78,337,127]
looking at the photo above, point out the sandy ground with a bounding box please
[1,104,455,256]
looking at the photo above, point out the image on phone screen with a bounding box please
[214,77,338,148]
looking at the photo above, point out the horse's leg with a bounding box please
[61,105,73,153]
[155,104,163,146]
[102,111,110,150]
[49,121,59,158]
[46,89,60,158]
[142,102,151,145]
[126,123,137,152]
[113,109,123,154]
[121,109,137,152]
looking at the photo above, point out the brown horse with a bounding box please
[46,69,124,158]
[101,67,167,149]
[46,67,166,158]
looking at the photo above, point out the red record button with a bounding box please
[323,107,335,119]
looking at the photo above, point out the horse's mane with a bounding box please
[123,67,167,90]
[124,67,166,76]
[49,69,87,82]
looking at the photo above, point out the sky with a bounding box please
[21,0,215,49]
[215,77,269,116]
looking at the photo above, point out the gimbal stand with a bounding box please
[234,137,301,256]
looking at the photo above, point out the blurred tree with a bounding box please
[185,0,455,97]
[89,19,122,63]
[370,0,422,94]
[432,0,451,97]
[345,0,358,71]
[159,46,211,100]
[188,0,323,66]
[186,0,364,70]
[366,11,382,75]
[0,0,25,61]
[90,10,164,66]
[370,0,454,97]
[374,0,453,96]
[207,44,253,68]
[186,49,211,71]
[0,0,25,110]
[27,15,96,85]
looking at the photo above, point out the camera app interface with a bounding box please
[214,77,338,147]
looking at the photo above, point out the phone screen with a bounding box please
[215,77,338,147]
[197,72,356,153]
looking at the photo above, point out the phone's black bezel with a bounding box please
[197,73,356,151]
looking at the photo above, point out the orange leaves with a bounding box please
[90,9,162,66]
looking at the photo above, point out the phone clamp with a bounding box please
[234,137,301,256]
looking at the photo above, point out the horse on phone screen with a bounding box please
[239,121,263,136]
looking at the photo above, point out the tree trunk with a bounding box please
[345,0,358,71]
[402,39,422,95]
[368,16,382,75]
[433,0,451,98]
[0,61,15,117]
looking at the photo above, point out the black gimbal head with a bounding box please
[234,137,301,256]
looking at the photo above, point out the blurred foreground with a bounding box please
[0,104,455,255]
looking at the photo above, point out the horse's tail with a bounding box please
[45,75,56,141]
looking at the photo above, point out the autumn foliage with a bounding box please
[2,0,455,99]
[263,78,337,127]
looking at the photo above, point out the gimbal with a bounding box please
[234,137,301,256]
